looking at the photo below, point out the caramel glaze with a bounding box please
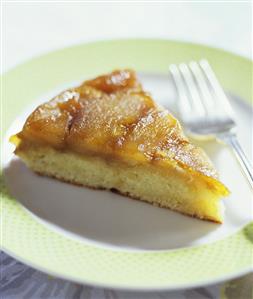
[17,69,228,193]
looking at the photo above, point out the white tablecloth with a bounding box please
[2,1,251,73]
[1,2,252,298]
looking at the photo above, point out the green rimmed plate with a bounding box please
[1,39,253,291]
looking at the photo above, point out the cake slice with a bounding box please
[11,70,229,223]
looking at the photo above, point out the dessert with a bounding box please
[11,70,229,223]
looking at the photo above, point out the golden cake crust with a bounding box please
[17,69,227,189]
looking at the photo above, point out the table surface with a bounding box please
[1,2,252,299]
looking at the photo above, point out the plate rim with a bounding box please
[2,37,252,75]
[2,246,252,292]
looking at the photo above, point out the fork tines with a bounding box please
[169,60,234,119]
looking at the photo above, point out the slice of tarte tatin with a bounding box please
[11,70,229,223]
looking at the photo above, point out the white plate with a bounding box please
[3,73,253,251]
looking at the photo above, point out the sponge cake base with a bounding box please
[15,142,223,223]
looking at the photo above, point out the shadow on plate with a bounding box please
[3,158,221,251]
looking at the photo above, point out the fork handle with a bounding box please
[219,133,253,189]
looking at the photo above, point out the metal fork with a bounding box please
[169,59,253,189]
